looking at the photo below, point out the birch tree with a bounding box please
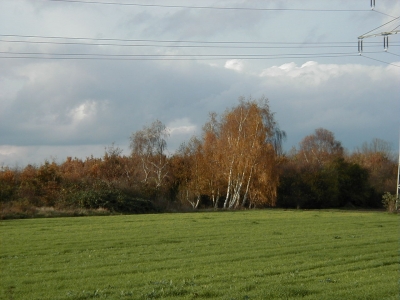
[217,96,283,208]
[173,96,284,209]
[129,120,169,189]
[202,113,223,208]
[175,137,206,209]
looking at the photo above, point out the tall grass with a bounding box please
[1,210,398,299]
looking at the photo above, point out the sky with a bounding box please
[0,0,399,167]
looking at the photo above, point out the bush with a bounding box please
[382,192,398,213]
[62,180,158,214]
[0,199,37,219]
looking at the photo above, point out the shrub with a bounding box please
[381,192,398,213]
[0,199,37,219]
[63,182,157,214]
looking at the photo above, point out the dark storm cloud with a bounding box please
[0,0,399,166]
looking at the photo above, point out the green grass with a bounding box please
[1,210,399,299]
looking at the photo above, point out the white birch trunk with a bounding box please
[223,158,235,208]
[194,194,200,209]
[242,164,255,207]
[229,173,244,208]
[141,157,150,183]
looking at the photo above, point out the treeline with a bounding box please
[278,129,396,209]
[0,97,397,218]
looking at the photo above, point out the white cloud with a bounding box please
[68,100,98,123]
[256,60,400,149]
[225,59,244,72]
[260,61,341,84]
[260,60,400,87]
[1,1,399,166]
[0,145,22,157]
[0,144,112,168]
[166,118,198,152]
[167,118,197,136]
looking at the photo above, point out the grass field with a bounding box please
[1,210,399,299]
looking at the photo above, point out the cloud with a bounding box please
[0,59,111,146]
[259,60,400,89]
[2,58,398,161]
[68,100,99,123]
[1,1,399,166]
[167,118,197,136]
[0,145,110,168]
[260,61,345,85]
[165,118,198,152]
[135,3,269,40]
[257,61,400,147]
[225,59,244,72]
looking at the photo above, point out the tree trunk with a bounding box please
[242,164,255,207]
[223,158,235,208]
[194,194,200,209]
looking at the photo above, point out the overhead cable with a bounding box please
[0,50,378,57]
[47,0,372,12]
[360,54,400,67]
[1,36,398,50]
[0,34,377,45]
[386,51,400,57]
[359,16,400,38]
[0,52,364,61]
[4,39,397,49]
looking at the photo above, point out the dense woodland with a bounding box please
[0,97,397,218]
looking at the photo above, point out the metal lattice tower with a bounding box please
[397,134,400,210]
[358,30,400,54]
[357,0,399,53]
[358,1,400,210]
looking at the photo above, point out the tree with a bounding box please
[349,138,397,203]
[352,139,396,191]
[278,131,376,209]
[299,128,343,166]
[100,143,133,187]
[36,160,62,206]
[171,96,284,210]
[277,156,340,209]
[129,120,169,190]
[175,137,206,209]
[218,97,282,208]
[201,112,223,208]
[0,167,16,202]
[332,158,372,207]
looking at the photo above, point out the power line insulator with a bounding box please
[370,0,376,9]
[384,35,388,51]
[358,39,363,54]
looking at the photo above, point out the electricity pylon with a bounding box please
[358,1,400,210]
[357,0,399,53]
[358,30,399,53]
[397,134,400,210]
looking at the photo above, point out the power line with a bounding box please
[2,36,397,62]
[4,39,397,49]
[1,35,399,51]
[47,0,372,12]
[386,51,400,58]
[0,34,377,45]
[0,50,376,57]
[0,55,361,61]
[360,54,400,67]
[391,24,400,31]
[0,52,364,61]
[358,16,400,38]
[2,36,398,64]
[370,10,398,19]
